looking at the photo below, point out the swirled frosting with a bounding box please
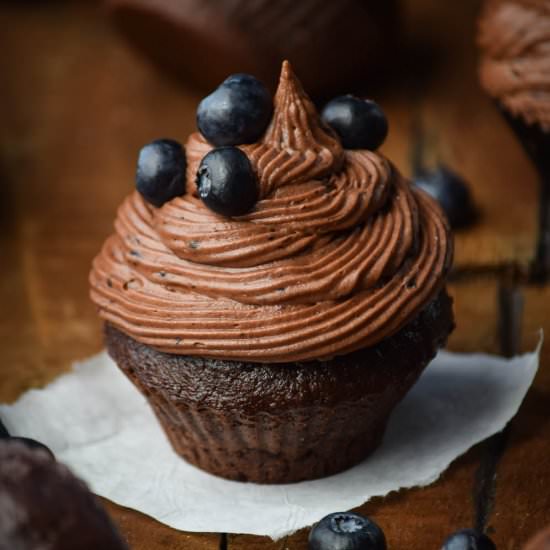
[90,61,453,362]
[478,0,550,130]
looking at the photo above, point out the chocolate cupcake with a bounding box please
[0,440,128,550]
[478,0,550,279]
[90,62,454,483]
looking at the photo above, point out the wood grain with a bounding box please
[487,286,550,549]
[371,0,538,274]
[103,501,220,550]
[0,1,548,550]
[227,279,499,550]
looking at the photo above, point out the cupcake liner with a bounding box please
[104,291,453,484]
[121,376,398,483]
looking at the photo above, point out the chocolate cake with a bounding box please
[90,61,454,483]
[106,290,453,483]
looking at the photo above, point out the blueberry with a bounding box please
[136,139,186,208]
[309,512,386,550]
[196,147,258,217]
[321,96,388,150]
[413,165,475,229]
[441,529,496,550]
[197,73,273,146]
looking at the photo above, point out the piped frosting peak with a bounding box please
[254,61,344,191]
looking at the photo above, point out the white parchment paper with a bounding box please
[0,343,541,539]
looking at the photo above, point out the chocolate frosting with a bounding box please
[90,61,453,362]
[478,0,550,130]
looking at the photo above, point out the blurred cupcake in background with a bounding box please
[478,0,550,159]
[478,0,550,279]
[105,0,399,98]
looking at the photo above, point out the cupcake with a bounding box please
[478,0,550,278]
[105,0,398,98]
[0,440,128,550]
[478,0,550,141]
[90,62,454,483]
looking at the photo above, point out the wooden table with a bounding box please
[0,1,548,549]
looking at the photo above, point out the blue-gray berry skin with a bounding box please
[321,96,388,150]
[196,147,258,217]
[308,512,387,550]
[197,73,273,146]
[413,165,475,228]
[441,529,496,550]
[136,139,186,208]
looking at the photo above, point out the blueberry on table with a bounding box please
[441,529,496,550]
[196,147,258,217]
[321,96,388,151]
[309,512,386,550]
[136,139,186,207]
[413,165,475,229]
[6,437,55,459]
[197,73,273,146]
[0,420,54,459]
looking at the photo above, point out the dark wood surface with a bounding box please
[0,1,548,549]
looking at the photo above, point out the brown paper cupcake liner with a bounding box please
[133,382,397,483]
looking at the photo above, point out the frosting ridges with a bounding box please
[90,62,452,362]
[478,0,550,130]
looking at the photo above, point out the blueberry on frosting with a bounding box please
[90,61,453,363]
[197,73,273,146]
[321,95,388,151]
[136,139,186,207]
[196,146,258,217]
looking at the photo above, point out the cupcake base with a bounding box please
[105,290,454,484]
